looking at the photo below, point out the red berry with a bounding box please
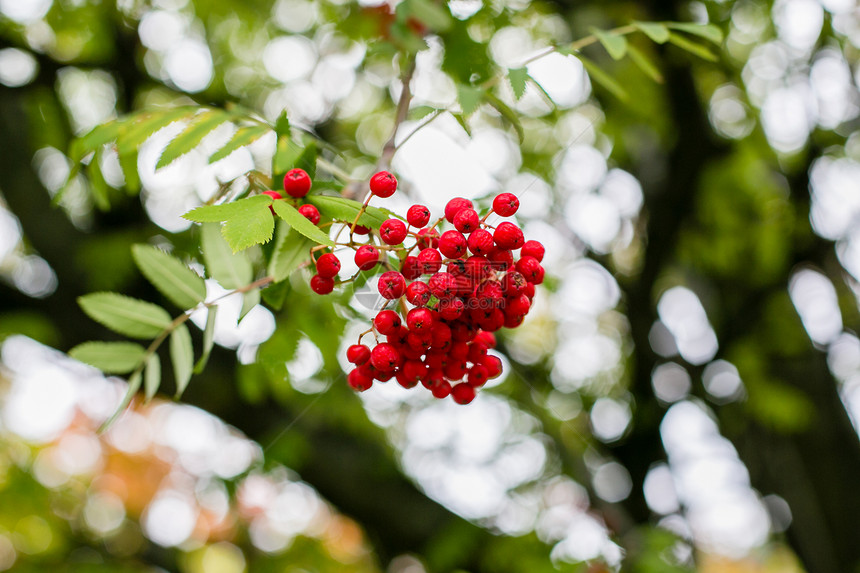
[370,171,397,197]
[387,325,410,345]
[407,307,435,332]
[401,256,422,280]
[417,248,443,274]
[430,322,452,347]
[453,208,480,234]
[396,368,419,388]
[481,354,502,378]
[467,229,495,256]
[316,253,341,278]
[402,360,428,384]
[475,280,504,306]
[504,313,524,328]
[407,204,431,228]
[520,240,545,262]
[464,255,490,282]
[354,245,380,271]
[283,168,312,198]
[493,222,525,250]
[450,321,477,342]
[445,362,468,381]
[439,230,468,259]
[451,382,476,404]
[347,344,371,365]
[428,272,457,300]
[416,228,440,249]
[492,193,519,217]
[444,197,473,224]
[468,343,487,363]
[501,271,527,296]
[523,282,536,299]
[487,247,514,271]
[373,309,402,335]
[450,341,470,360]
[353,225,371,235]
[505,294,531,316]
[380,218,408,245]
[473,331,496,349]
[370,343,401,371]
[516,256,543,283]
[348,369,373,391]
[298,204,320,225]
[310,274,334,295]
[406,331,432,352]
[375,369,395,382]
[378,271,406,299]
[438,297,465,320]
[431,379,452,399]
[262,190,282,203]
[406,281,431,306]
[467,364,489,388]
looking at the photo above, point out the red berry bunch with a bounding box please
[301,172,543,405]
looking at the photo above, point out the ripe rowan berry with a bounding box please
[370,343,401,371]
[402,360,428,384]
[283,168,312,198]
[487,247,514,270]
[493,221,525,250]
[316,253,341,278]
[481,355,502,378]
[467,364,489,388]
[505,294,531,317]
[348,369,373,391]
[373,309,402,335]
[453,208,479,234]
[451,382,476,404]
[501,271,527,296]
[405,281,431,306]
[473,330,496,349]
[407,307,435,332]
[439,230,467,259]
[444,197,473,223]
[262,190,282,201]
[347,344,371,365]
[492,193,519,217]
[516,256,543,283]
[428,272,457,300]
[438,297,465,320]
[467,228,495,256]
[378,271,406,299]
[401,256,422,280]
[353,225,371,235]
[370,171,397,197]
[298,204,320,225]
[431,379,452,399]
[310,274,334,295]
[354,245,380,270]
[416,228,440,249]
[417,248,443,274]
[380,218,408,245]
[520,240,545,262]
[407,204,431,228]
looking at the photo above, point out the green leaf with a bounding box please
[69,341,147,374]
[579,56,629,101]
[667,32,719,61]
[626,44,664,83]
[271,201,335,246]
[117,107,198,152]
[98,370,143,432]
[209,124,270,163]
[144,354,161,402]
[78,293,172,339]
[591,28,628,60]
[296,142,318,181]
[240,289,260,321]
[200,222,253,289]
[194,306,217,374]
[117,148,141,193]
[269,222,313,282]
[170,323,194,398]
[132,244,207,310]
[508,68,528,100]
[274,110,290,138]
[403,0,452,32]
[184,194,271,223]
[70,120,121,163]
[261,280,290,310]
[221,197,276,252]
[457,85,483,117]
[666,22,723,44]
[483,92,525,144]
[273,134,293,177]
[451,112,472,137]
[156,109,232,170]
[86,149,111,211]
[634,21,670,44]
[305,195,394,228]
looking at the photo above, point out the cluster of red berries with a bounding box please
[264,167,544,404]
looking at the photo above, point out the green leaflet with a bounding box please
[144,353,161,402]
[457,85,483,117]
[627,44,664,83]
[155,109,232,170]
[69,341,147,374]
[184,194,272,223]
[579,55,629,101]
[132,244,207,310]
[591,28,628,60]
[305,195,397,229]
[78,292,172,339]
[221,198,276,252]
[271,200,335,246]
[633,21,670,44]
[274,110,290,138]
[69,120,121,163]
[194,306,218,374]
[268,222,313,282]
[240,289,260,321]
[667,32,719,62]
[508,68,528,100]
[170,322,194,398]
[99,369,143,432]
[666,22,723,44]
[209,124,271,163]
[200,222,253,290]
